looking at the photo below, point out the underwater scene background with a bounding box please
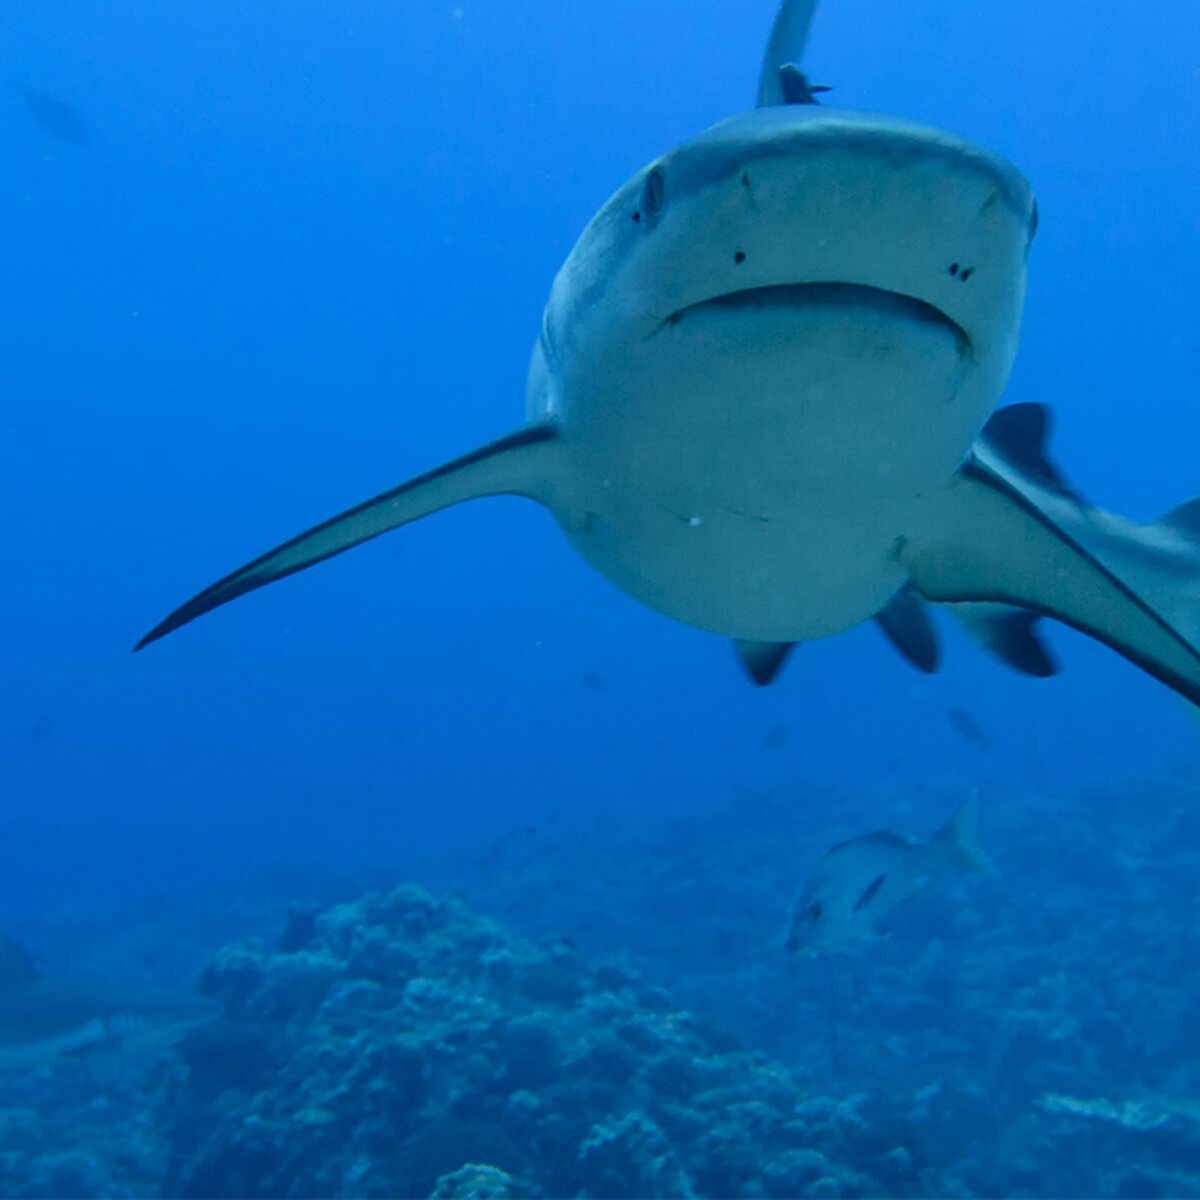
[4,0,1200,1195]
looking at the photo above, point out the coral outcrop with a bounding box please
[159,884,901,1198]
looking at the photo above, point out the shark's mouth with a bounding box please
[661,281,970,356]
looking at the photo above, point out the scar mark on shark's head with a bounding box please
[741,170,759,211]
[718,504,771,525]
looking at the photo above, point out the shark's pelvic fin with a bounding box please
[136,425,564,650]
[903,405,1200,704]
[756,0,821,107]
[978,402,1086,504]
[734,639,795,686]
[944,602,1059,678]
[874,585,940,673]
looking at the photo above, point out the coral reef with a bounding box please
[0,1071,167,1198]
[5,773,1200,1196]
[158,883,905,1198]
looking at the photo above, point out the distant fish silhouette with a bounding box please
[947,707,989,747]
[22,87,89,146]
[582,670,607,693]
[761,724,787,751]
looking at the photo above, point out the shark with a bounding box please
[0,935,219,1073]
[137,0,1200,708]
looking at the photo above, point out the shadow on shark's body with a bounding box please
[137,1,1200,710]
[0,936,218,1074]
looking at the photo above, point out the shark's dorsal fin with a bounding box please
[757,0,821,107]
[874,585,940,673]
[0,936,38,989]
[734,639,794,686]
[978,404,1085,505]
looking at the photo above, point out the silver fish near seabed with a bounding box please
[137,0,1200,715]
[0,936,219,1073]
[785,796,997,953]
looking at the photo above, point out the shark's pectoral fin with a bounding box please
[943,602,1059,678]
[1161,497,1200,539]
[734,639,794,686]
[874,584,940,673]
[136,424,565,650]
[903,423,1200,704]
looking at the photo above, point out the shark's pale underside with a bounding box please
[137,1,1200,706]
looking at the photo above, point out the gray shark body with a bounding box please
[0,936,218,1072]
[137,1,1200,707]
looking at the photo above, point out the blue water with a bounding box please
[3,2,1200,1195]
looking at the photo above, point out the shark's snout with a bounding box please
[629,105,1033,368]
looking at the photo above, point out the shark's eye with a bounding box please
[806,901,822,921]
[643,168,666,218]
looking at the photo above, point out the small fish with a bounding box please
[22,88,89,146]
[785,796,998,953]
[947,707,990,747]
[761,724,788,752]
[0,935,219,1073]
